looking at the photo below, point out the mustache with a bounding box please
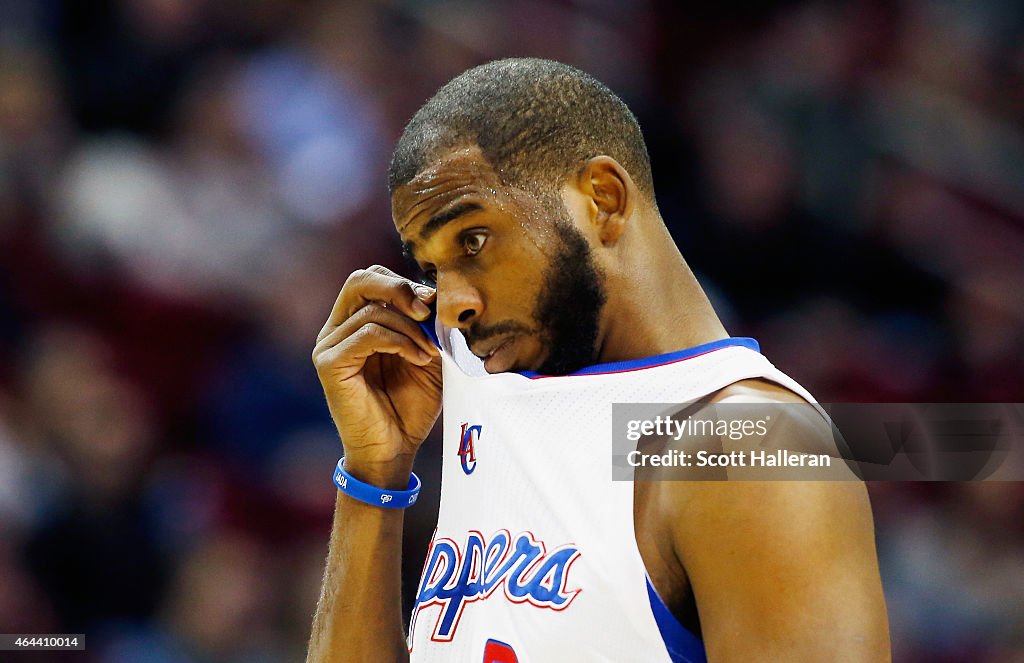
[463,320,534,346]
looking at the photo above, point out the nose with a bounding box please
[435,270,484,329]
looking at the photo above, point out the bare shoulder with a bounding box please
[711,378,836,451]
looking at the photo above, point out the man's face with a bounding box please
[393,146,607,375]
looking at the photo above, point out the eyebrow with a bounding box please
[421,201,483,240]
[401,200,485,264]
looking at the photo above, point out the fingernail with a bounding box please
[414,285,434,299]
[418,350,431,363]
[412,298,430,318]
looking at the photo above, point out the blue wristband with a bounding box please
[333,457,421,508]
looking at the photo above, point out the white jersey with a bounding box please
[408,321,819,663]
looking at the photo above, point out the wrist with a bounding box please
[341,453,416,491]
[334,456,421,509]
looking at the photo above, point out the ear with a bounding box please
[576,156,635,247]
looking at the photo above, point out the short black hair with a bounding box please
[388,58,654,202]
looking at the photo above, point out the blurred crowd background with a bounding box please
[0,0,1022,661]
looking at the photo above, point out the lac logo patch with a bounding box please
[458,422,482,475]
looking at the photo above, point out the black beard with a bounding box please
[532,221,607,375]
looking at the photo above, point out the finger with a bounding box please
[317,303,438,357]
[368,265,438,304]
[315,280,436,350]
[322,266,436,337]
[315,323,433,378]
[360,265,436,316]
[364,265,437,309]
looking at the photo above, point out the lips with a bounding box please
[473,336,517,373]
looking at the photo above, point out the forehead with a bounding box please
[391,146,506,234]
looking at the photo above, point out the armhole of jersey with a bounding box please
[714,371,829,422]
[645,575,708,663]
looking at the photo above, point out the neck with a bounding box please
[596,218,729,364]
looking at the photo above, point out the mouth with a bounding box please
[472,336,517,373]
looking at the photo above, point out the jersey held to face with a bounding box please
[394,146,607,376]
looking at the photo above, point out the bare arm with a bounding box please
[306,266,442,663]
[673,480,890,662]
[668,389,890,661]
[308,469,411,663]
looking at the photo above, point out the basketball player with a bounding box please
[308,59,890,662]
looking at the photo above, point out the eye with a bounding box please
[462,231,487,256]
[422,268,437,286]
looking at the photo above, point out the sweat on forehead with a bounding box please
[392,146,541,241]
[406,146,501,195]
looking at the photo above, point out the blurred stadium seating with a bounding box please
[0,1,1021,661]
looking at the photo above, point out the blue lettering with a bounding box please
[416,540,457,604]
[504,536,544,600]
[411,531,580,642]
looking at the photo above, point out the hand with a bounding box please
[313,265,442,486]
